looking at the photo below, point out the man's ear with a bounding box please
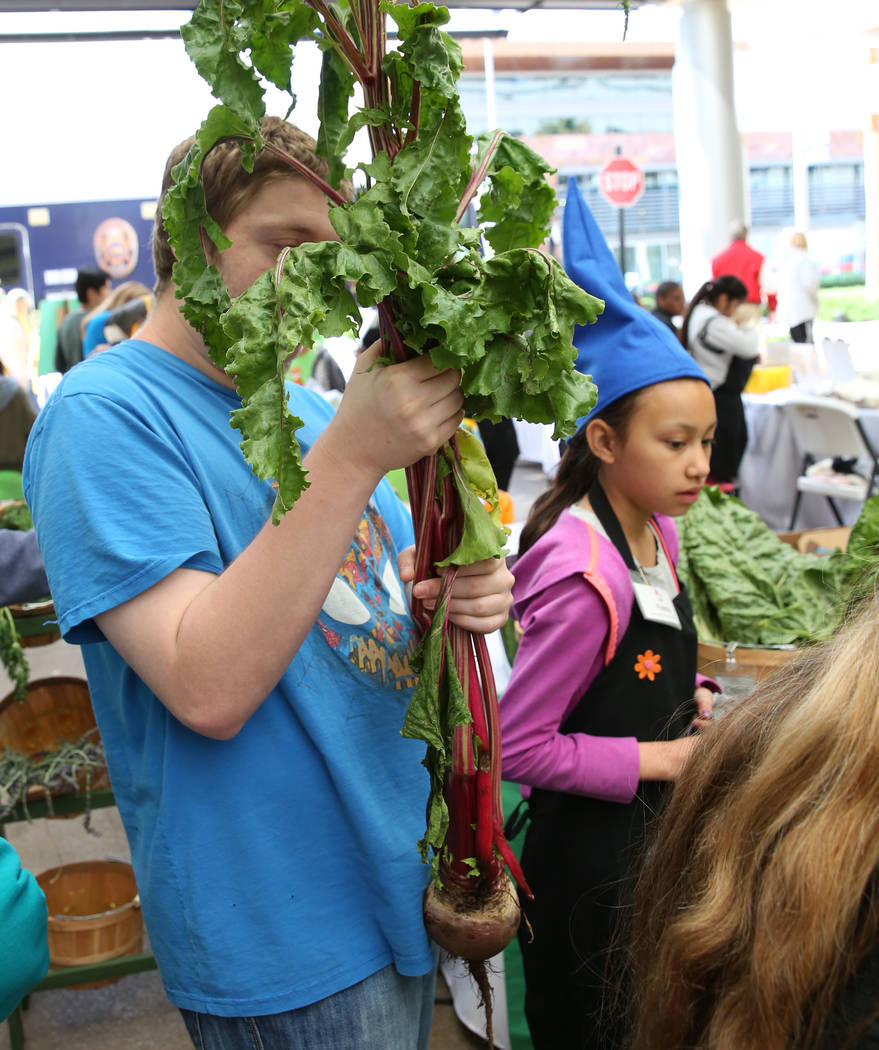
[585,418,617,465]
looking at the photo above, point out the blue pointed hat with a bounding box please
[563,176,708,425]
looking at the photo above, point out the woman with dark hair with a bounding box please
[681,274,759,482]
[628,592,879,1050]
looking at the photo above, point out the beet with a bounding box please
[423,873,520,963]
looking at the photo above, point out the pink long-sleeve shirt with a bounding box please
[500,509,714,805]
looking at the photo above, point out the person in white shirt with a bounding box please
[777,230,820,343]
[681,275,760,483]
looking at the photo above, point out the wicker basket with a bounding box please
[0,677,99,753]
[36,860,143,988]
[0,677,109,807]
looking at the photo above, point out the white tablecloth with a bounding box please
[738,389,879,531]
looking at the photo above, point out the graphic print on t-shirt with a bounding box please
[318,501,418,690]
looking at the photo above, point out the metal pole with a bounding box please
[615,145,626,273]
[618,206,626,275]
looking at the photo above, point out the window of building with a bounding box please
[458,71,673,137]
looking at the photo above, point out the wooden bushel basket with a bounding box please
[7,599,60,648]
[698,640,801,710]
[0,677,110,810]
[697,640,801,683]
[36,860,143,989]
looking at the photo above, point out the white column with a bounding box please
[791,129,811,234]
[482,36,497,132]
[673,0,747,294]
[866,51,879,301]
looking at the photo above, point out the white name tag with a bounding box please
[633,581,681,629]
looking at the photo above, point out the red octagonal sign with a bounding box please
[598,156,645,208]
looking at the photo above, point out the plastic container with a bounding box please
[36,860,143,988]
[744,365,792,394]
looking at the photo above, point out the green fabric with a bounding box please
[38,297,76,375]
[501,778,533,1050]
[385,468,410,505]
[0,472,24,501]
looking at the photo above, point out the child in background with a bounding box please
[681,274,760,483]
[499,178,718,1050]
[628,592,879,1050]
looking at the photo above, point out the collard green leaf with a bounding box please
[676,487,850,646]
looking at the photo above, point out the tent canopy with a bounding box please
[1,0,650,10]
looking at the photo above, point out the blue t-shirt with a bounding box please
[23,340,434,1015]
[81,310,110,356]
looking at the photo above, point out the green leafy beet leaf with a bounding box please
[475,133,558,252]
[388,0,463,103]
[435,431,507,567]
[221,270,310,521]
[163,104,262,366]
[249,4,320,98]
[402,589,472,862]
[316,40,357,189]
[182,0,268,123]
[391,103,472,225]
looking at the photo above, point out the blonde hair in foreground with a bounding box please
[628,592,879,1050]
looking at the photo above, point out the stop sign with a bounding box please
[598,157,645,208]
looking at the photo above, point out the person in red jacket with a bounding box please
[711,221,766,327]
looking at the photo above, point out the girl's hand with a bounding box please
[398,548,514,634]
[638,736,698,782]
[691,685,715,731]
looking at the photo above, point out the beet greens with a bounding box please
[167,0,601,976]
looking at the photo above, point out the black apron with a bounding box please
[697,316,755,482]
[518,483,697,1050]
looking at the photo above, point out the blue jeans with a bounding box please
[179,961,438,1050]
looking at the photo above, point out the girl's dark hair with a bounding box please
[518,389,643,556]
[679,274,748,348]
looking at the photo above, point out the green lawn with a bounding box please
[817,284,879,322]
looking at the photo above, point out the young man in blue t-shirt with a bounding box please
[23,117,513,1050]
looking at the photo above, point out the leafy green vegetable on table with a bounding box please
[168,0,602,997]
[0,501,34,532]
[0,503,36,700]
[677,487,879,647]
[0,607,29,704]
[0,729,106,829]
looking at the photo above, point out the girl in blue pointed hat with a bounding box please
[499,178,720,1050]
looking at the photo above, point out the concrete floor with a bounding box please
[1,459,550,1050]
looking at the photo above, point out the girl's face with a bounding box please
[714,293,741,318]
[599,379,717,519]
